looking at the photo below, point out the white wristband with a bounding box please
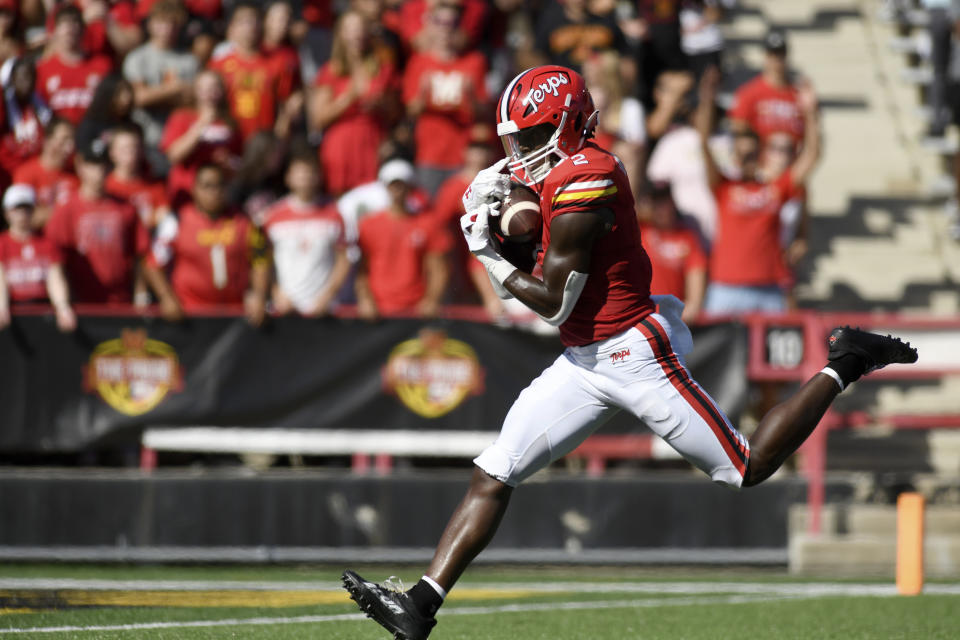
[476,250,517,288]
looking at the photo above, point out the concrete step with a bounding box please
[789,533,960,577]
[846,505,960,536]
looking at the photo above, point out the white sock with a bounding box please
[421,575,447,600]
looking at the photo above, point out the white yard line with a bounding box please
[0,578,958,596]
[0,594,793,634]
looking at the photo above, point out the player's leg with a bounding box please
[624,317,916,488]
[424,352,617,590]
[343,352,617,639]
[742,326,917,486]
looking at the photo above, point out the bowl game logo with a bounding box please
[83,329,183,416]
[382,328,485,418]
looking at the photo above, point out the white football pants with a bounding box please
[474,303,750,488]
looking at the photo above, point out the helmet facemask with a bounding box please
[502,118,568,186]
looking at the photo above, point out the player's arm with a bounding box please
[500,209,613,324]
[788,82,821,187]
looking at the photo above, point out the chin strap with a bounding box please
[537,270,587,327]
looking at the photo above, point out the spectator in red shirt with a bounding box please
[356,159,451,318]
[0,57,52,192]
[403,2,489,195]
[728,29,805,146]
[36,4,113,124]
[12,117,78,228]
[44,142,149,304]
[144,163,270,326]
[106,123,171,231]
[263,151,350,316]
[160,69,243,210]
[0,184,75,331]
[696,67,821,313]
[209,3,285,141]
[637,181,706,324]
[310,11,401,196]
[260,0,303,112]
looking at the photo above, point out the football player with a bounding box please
[342,65,918,640]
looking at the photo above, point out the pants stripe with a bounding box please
[637,317,748,474]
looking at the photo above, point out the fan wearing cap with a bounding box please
[0,184,76,331]
[355,159,452,319]
[44,141,149,305]
[728,29,808,145]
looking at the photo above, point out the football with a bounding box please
[497,183,541,242]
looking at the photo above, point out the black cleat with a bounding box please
[342,570,436,640]
[827,326,918,373]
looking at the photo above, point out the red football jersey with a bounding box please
[149,204,267,309]
[106,173,169,227]
[45,193,148,303]
[209,52,281,140]
[36,54,113,124]
[0,101,46,186]
[402,51,488,169]
[711,171,800,287]
[357,210,452,314]
[0,231,62,302]
[639,223,707,301]
[12,158,79,211]
[538,142,655,346]
[728,76,804,142]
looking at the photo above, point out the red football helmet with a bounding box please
[496,65,598,186]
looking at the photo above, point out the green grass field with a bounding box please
[0,564,957,639]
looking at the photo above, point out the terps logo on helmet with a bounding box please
[521,73,570,113]
[382,328,485,418]
[83,329,183,416]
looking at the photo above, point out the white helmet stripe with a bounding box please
[499,68,533,124]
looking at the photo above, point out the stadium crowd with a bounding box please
[0,0,823,331]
